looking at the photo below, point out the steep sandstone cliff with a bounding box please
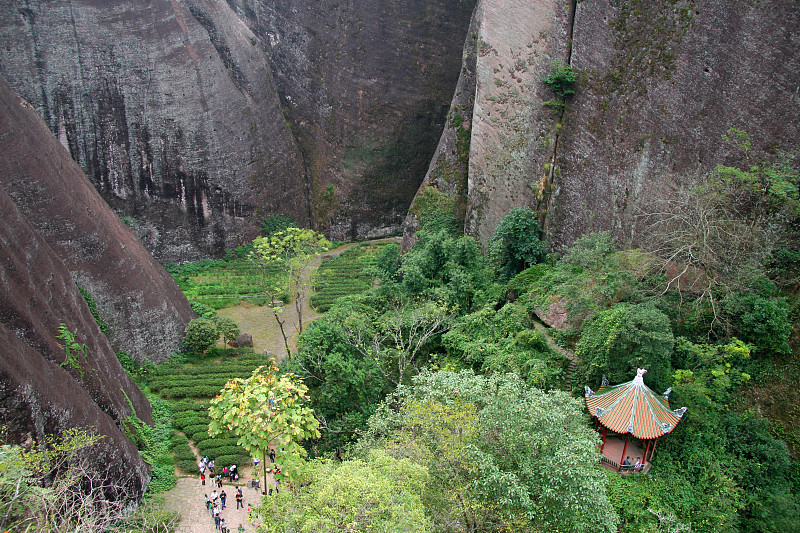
[0,0,474,258]
[405,0,572,248]
[554,0,800,250]
[408,0,800,251]
[0,76,195,364]
[0,185,151,502]
[0,0,308,260]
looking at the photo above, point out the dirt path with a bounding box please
[217,237,400,360]
[164,237,400,531]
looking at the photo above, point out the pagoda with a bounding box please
[585,368,687,472]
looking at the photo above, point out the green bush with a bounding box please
[183,423,211,437]
[541,61,576,100]
[182,318,218,355]
[212,454,252,468]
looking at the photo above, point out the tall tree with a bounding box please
[208,366,320,492]
[214,316,240,348]
[359,370,619,533]
[339,300,452,386]
[256,450,431,532]
[284,302,391,452]
[489,207,547,282]
[574,302,674,392]
[182,318,218,356]
[250,228,331,354]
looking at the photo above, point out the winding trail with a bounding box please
[216,237,400,359]
[531,320,579,395]
[163,237,400,531]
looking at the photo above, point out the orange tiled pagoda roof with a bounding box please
[585,369,687,440]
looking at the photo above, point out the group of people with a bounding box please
[621,456,644,473]
[197,456,250,532]
[204,487,247,532]
[199,456,240,486]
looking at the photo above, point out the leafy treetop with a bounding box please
[208,365,320,490]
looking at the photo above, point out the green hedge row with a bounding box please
[195,444,241,459]
[183,423,210,437]
[173,415,207,430]
[195,284,263,296]
[191,430,217,443]
[155,356,265,377]
[192,298,243,310]
[158,365,262,378]
[169,399,209,412]
[311,244,387,312]
[213,454,251,469]
[152,371,257,387]
[159,385,227,399]
[150,375,233,393]
[195,437,238,452]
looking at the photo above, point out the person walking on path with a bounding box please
[236,488,244,509]
[221,489,227,509]
[213,505,221,529]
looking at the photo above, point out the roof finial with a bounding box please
[633,368,647,385]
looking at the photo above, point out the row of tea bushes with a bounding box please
[311,243,387,312]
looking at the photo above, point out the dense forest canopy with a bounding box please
[2,142,797,532]
[274,144,800,532]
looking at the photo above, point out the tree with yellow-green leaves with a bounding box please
[208,366,320,492]
[249,228,331,356]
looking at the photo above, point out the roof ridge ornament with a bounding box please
[585,386,595,398]
[601,375,609,388]
[632,368,647,386]
[673,407,687,417]
[662,387,673,400]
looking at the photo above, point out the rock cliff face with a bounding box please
[405,0,572,247]
[0,181,152,499]
[0,72,202,499]
[0,76,195,364]
[0,0,307,261]
[0,0,474,259]
[408,0,800,251]
[553,0,800,250]
[0,174,152,501]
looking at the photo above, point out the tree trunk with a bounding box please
[273,309,291,357]
[262,448,267,495]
